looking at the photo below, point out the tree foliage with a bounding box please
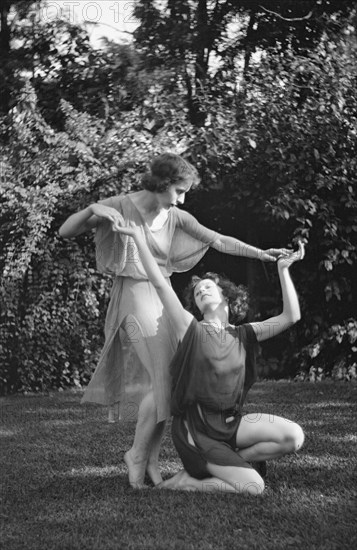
[133,0,354,125]
[241,33,357,379]
[0,3,356,393]
[0,1,150,130]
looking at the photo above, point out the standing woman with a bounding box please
[59,152,289,488]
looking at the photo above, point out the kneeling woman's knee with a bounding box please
[285,423,304,453]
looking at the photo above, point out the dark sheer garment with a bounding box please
[170,318,259,478]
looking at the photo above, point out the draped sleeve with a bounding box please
[167,209,219,273]
[94,195,129,275]
[94,195,170,278]
[94,196,219,277]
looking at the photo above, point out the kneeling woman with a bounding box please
[115,220,305,494]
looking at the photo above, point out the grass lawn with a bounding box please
[1,380,356,550]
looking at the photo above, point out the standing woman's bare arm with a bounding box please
[211,235,293,262]
[58,199,124,238]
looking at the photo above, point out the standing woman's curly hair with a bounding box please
[184,272,250,325]
[141,153,200,193]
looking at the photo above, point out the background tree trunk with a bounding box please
[0,0,11,118]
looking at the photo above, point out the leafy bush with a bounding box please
[0,86,112,393]
[171,28,357,380]
[1,18,356,393]
[239,34,357,378]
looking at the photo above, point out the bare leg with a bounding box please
[156,413,304,494]
[206,463,264,495]
[125,391,158,488]
[157,466,264,495]
[156,415,269,494]
[123,450,147,489]
[236,413,305,462]
[156,470,235,493]
[146,420,166,485]
[157,470,200,491]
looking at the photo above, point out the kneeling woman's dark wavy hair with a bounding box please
[141,153,200,193]
[184,272,249,325]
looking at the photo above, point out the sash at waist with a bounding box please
[197,402,240,422]
[197,401,239,414]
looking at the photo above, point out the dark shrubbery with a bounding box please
[1,10,356,393]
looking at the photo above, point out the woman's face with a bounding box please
[193,279,225,313]
[158,182,192,209]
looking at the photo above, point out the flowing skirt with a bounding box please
[81,276,178,423]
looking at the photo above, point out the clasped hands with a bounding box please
[261,242,305,264]
[277,241,305,267]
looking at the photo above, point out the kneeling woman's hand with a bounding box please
[277,241,305,269]
[112,222,141,240]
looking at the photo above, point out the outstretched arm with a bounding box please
[211,235,292,262]
[176,210,291,262]
[113,224,193,341]
[250,242,305,342]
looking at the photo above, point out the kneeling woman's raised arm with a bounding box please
[249,241,305,342]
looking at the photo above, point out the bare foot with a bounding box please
[108,408,116,424]
[124,450,147,489]
[146,461,163,486]
[108,403,119,423]
[156,470,197,491]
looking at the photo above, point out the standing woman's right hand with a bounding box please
[90,203,125,231]
[59,200,125,239]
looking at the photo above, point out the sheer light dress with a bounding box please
[81,195,218,423]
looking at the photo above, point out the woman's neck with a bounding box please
[202,307,229,328]
[135,190,161,214]
[130,190,168,230]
